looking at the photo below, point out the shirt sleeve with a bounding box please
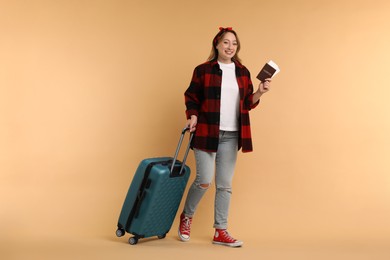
[244,71,260,110]
[184,66,202,119]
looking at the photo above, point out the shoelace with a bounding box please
[218,230,236,242]
[181,217,191,232]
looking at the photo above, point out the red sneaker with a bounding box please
[213,229,243,247]
[178,213,192,241]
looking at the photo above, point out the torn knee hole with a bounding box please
[199,183,211,189]
[217,187,232,193]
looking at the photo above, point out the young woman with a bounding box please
[179,27,271,247]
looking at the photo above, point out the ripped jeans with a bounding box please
[183,131,238,229]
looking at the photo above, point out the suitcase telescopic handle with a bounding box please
[170,127,194,175]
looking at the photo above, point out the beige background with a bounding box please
[1,0,390,259]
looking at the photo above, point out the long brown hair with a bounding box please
[207,27,242,63]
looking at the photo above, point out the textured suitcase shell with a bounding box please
[129,158,190,238]
[116,128,193,244]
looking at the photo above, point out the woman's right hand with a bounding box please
[186,115,197,132]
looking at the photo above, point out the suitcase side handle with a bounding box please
[170,127,194,176]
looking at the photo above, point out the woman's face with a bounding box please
[216,32,238,63]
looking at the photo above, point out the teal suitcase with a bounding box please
[116,128,193,245]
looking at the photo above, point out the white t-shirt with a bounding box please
[218,61,240,131]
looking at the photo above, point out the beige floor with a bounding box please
[3,233,390,260]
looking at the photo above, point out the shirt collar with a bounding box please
[210,59,244,69]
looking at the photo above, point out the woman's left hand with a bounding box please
[258,78,271,95]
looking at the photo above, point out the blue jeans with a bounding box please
[183,131,238,229]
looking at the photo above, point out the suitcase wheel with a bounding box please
[129,236,138,245]
[116,228,125,237]
[158,234,166,239]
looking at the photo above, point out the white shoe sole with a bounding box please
[212,240,243,247]
[178,228,190,242]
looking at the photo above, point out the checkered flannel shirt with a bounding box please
[184,59,259,153]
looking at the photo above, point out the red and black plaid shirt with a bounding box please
[184,59,259,153]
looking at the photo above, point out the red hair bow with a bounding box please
[219,27,233,31]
